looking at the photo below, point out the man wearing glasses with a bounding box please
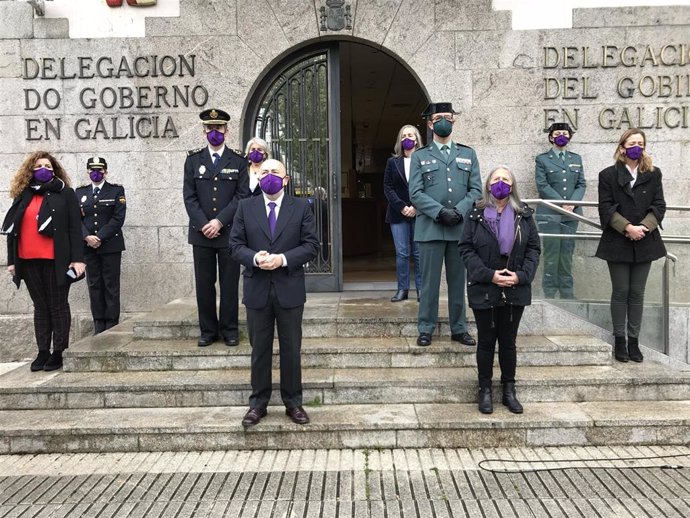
[409,102,482,347]
[535,122,586,299]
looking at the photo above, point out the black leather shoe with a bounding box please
[627,337,644,362]
[197,336,217,347]
[286,406,310,425]
[242,407,267,427]
[502,382,523,414]
[416,333,432,347]
[614,336,629,362]
[43,350,63,372]
[30,350,51,372]
[478,387,493,414]
[451,332,476,346]
[390,290,408,302]
[224,336,239,347]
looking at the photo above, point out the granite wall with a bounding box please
[0,0,688,361]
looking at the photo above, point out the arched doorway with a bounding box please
[244,41,428,291]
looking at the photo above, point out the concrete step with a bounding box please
[130,296,597,340]
[0,401,687,453]
[1,363,688,410]
[63,335,614,372]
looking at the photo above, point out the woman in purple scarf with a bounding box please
[458,166,541,414]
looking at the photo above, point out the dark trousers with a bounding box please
[418,240,467,335]
[192,245,240,340]
[606,261,652,338]
[84,250,121,333]
[246,285,304,410]
[22,259,72,352]
[473,305,525,389]
[539,217,577,298]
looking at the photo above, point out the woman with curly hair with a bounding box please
[3,151,85,371]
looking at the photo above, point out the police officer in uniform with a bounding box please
[535,122,586,299]
[183,108,250,347]
[409,102,482,347]
[76,157,126,334]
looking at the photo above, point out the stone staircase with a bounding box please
[0,294,688,454]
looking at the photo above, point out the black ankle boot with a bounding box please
[30,350,51,372]
[502,382,523,414]
[478,387,493,414]
[390,289,408,302]
[614,336,629,362]
[43,350,63,371]
[627,337,643,362]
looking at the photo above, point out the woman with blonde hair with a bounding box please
[3,151,85,371]
[245,137,270,196]
[383,124,424,302]
[595,128,666,363]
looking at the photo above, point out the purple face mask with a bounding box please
[625,145,644,161]
[260,174,284,195]
[490,180,511,200]
[33,167,54,183]
[553,135,569,147]
[89,170,104,183]
[401,138,416,151]
[206,129,225,147]
[248,150,265,163]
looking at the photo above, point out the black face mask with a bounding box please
[433,118,452,138]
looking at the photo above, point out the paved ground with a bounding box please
[0,446,688,517]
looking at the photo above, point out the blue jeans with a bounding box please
[390,220,421,291]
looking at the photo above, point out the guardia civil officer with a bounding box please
[535,122,586,299]
[409,102,482,347]
[76,157,126,334]
[183,108,250,347]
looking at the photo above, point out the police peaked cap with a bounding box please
[199,108,230,125]
[545,122,574,135]
[421,102,459,117]
[86,157,107,170]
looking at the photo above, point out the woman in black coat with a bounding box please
[383,124,424,302]
[595,128,666,363]
[3,151,85,371]
[458,166,541,414]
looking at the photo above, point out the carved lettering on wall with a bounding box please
[541,44,690,130]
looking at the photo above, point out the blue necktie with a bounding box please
[268,202,277,237]
[212,153,220,166]
[93,187,100,197]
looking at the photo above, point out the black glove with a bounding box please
[437,208,462,226]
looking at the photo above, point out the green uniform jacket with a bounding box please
[409,142,482,242]
[534,149,586,220]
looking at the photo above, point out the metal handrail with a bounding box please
[523,198,689,356]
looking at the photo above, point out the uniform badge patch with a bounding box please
[199,165,206,174]
[80,195,87,203]
[456,157,472,165]
[118,196,126,204]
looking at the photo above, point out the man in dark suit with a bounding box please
[229,159,319,427]
[183,108,250,347]
[76,157,126,334]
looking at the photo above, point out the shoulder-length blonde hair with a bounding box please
[392,124,424,157]
[476,165,525,214]
[9,151,71,199]
[244,137,270,158]
[614,128,653,173]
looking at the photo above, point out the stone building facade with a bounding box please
[1,0,689,360]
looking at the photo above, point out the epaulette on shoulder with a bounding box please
[76,184,89,190]
[231,148,246,158]
[456,142,472,149]
[187,147,205,157]
[109,182,122,187]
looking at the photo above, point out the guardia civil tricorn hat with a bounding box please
[199,108,230,125]
[545,122,574,135]
[421,102,459,117]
